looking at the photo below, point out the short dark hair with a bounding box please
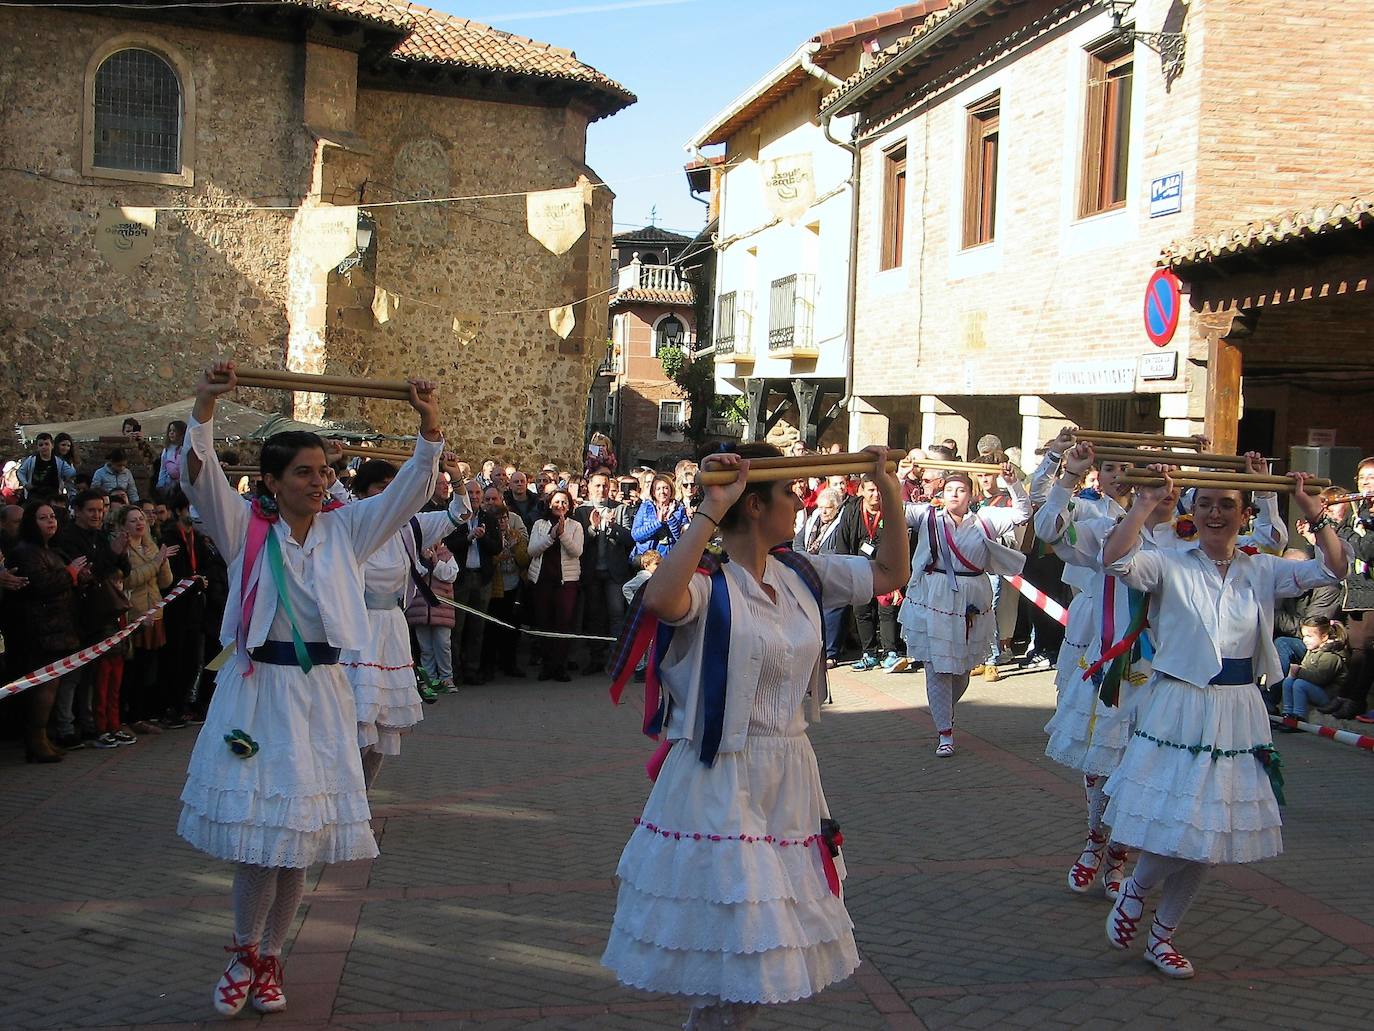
[166,488,191,513]
[696,442,785,531]
[122,418,142,433]
[34,432,52,444]
[106,447,127,463]
[73,488,107,511]
[352,459,398,496]
[258,431,327,491]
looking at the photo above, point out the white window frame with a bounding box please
[657,399,686,441]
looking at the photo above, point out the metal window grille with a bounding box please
[716,292,738,355]
[768,274,816,351]
[93,49,182,173]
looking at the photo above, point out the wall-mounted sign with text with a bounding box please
[1049,358,1136,394]
[1150,172,1183,218]
[1138,351,1178,381]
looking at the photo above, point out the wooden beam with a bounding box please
[1204,332,1243,456]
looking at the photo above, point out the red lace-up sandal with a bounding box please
[212,940,258,1016]
[1105,877,1145,951]
[250,953,288,1013]
[1145,917,1195,978]
[1102,844,1130,900]
[1067,829,1107,893]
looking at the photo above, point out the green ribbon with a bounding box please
[1097,589,1148,709]
[1256,745,1286,807]
[264,528,314,674]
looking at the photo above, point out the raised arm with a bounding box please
[643,454,750,623]
[1244,453,1288,551]
[183,363,250,559]
[1103,464,1173,575]
[869,447,912,596]
[342,384,444,561]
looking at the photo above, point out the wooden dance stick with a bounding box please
[340,445,413,462]
[699,460,896,487]
[734,451,894,473]
[1122,467,1329,488]
[1076,430,1202,449]
[231,368,414,402]
[1121,472,1325,495]
[912,457,1006,474]
[1085,445,1253,471]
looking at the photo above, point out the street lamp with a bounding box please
[1104,0,1186,79]
[337,210,377,274]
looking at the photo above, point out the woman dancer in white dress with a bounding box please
[602,444,910,1029]
[1099,466,1341,978]
[179,361,444,1016]
[898,466,1030,756]
[341,456,468,787]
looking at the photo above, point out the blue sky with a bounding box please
[440,0,895,235]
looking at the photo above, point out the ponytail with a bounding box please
[1302,615,1346,645]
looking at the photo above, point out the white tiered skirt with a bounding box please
[1103,676,1282,864]
[602,734,859,1005]
[345,607,424,756]
[898,573,994,675]
[1044,594,1148,776]
[178,653,378,868]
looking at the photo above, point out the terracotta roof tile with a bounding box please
[820,0,1005,115]
[610,287,695,307]
[298,1,635,112]
[815,2,948,47]
[1163,194,1374,269]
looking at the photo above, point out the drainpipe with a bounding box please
[803,42,860,438]
[822,110,861,430]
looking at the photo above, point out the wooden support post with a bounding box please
[1205,333,1242,456]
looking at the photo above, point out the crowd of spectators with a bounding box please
[6,421,1374,765]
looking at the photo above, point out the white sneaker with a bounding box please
[935,737,955,758]
[883,656,911,674]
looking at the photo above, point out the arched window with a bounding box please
[84,38,195,186]
[654,315,685,356]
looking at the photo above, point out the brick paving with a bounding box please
[4,663,1374,1030]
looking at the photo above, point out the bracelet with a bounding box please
[1309,516,1335,534]
[695,510,721,531]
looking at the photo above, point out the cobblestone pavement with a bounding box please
[4,662,1374,1030]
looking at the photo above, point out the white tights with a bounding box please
[1128,851,1208,930]
[1084,774,1109,834]
[927,672,970,736]
[232,865,308,956]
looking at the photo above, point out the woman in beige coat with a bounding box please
[116,505,176,732]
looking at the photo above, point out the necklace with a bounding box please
[1210,551,1236,567]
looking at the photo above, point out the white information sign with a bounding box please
[1049,358,1136,394]
[1150,172,1183,218]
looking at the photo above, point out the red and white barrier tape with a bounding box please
[1002,574,1069,627]
[1268,714,1374,752]
[0,578,198,700]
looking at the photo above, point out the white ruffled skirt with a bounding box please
[178,652,378,868]
[345,607,423,756]
[1045,597,1149,776]
[898,572,993,674]
[1103,675,1282,864]
[602,734,859,1005]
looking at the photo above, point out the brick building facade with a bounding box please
[0,0,632,467]
[819,0,1374,461]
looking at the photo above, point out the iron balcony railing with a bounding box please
[714,289,754,359]
[768,273,816,353]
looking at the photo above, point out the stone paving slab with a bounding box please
[3,663,1373,1030]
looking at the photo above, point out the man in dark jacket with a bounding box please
[505,470,545,529]
[574,472,635,673]
[835,475,906,673]
[157,489,218,726]
[445,478,503,685]
[52,488,131,745]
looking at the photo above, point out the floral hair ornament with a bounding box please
[250,493,280,522]
[224,729,260,759]
[1173,514,1197,540]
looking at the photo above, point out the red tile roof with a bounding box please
[610,287,695,308]
[1162,194,1374,270]
[299,1,635,114]
[815,2,949,47]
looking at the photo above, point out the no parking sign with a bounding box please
[1144,269,1181,347]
